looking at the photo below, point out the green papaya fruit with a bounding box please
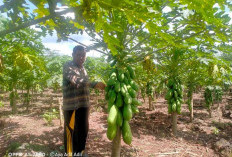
[124,93,132,105]
[110,72,117,78]
[107,79,116,86]
[174,90,178,100]
[124,71,130,79]
[128,88,136,98]
[124,76,129,85]
[116,93,123,107]
[117,70,125,82]
[165,89,173,100]
[132,98,141,106]
[107,101,114,113]
[171,97,175,104]
[107,105,118,125]
[173,83,177,90]
[117,110,123,127]
[122,121,132,145]
[172,103,176,112]
[167,79,174,88]
[131,104,139,114]
[121,83,128,96]
[127,85,132,90]
[127,77,132,83]
[123,103,132,121]
[114,81,121,92]
[105,92,109,100]
[177,87,182,97]
[176,99,181,107]
[123,83,128,93]
[130,80,139,91]
[105,86,110,93]
[107,89,112,98]
[127,66,135,79]
[109,90,117,103]
[107,123,117,140]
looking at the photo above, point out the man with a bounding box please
[63,45,105,157]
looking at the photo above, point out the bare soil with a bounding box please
[0,89,232,157]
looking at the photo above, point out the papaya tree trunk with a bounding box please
[111,127,121,157]
[10,90,17,114]
[50,95,53,107]
[31,88,34,103]
[143,96,145,103]
[26,88,30,112]
[216,100,220,110]
[208,106,212,118]
[172,112,177,136]
[190,96,194,122]
[148,96,153,110]
[187,84,194,122]
[153,92,156,110]
[58,98,64,126]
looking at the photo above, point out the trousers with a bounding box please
[63,107,90,156]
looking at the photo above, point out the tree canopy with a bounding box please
[0,0,231,61]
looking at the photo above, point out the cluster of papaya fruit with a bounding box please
[146,81,154,99]
[165,78,183,114]
[214,86,223,102]
[204,86,213,108]
[105,65,141,145]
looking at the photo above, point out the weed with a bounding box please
[212,127,220,135]
[43,108,59,125]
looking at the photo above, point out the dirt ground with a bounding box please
[0,89,232,157]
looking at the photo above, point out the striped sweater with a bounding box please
[62,61,97,110]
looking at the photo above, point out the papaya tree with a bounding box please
[142,56,157,110]
[0,18,47,113]
[45,51,72,93]
[183,51,209,122]
[162,48,186,136]
[204,59,232,117]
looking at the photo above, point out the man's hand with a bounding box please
[94,82,106,90]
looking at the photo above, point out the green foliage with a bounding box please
[0,101,4,107]
[212,127,220,135]
[45,51,71,91]
[42,109,59,125]
[4,142,21,157]
[0,0,231,62]
[214,86,223,102]
[0,16,48,113]
[146,82,155,99]
[204,86,214,109]
[84,56,111,83]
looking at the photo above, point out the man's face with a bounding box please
[73,50,86,66]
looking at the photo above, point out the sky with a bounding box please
[30,13,101,57]
[39,30,101,57]
[0,1,232,57]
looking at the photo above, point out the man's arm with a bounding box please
[63,63,87,88]
[63,63,106,89]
